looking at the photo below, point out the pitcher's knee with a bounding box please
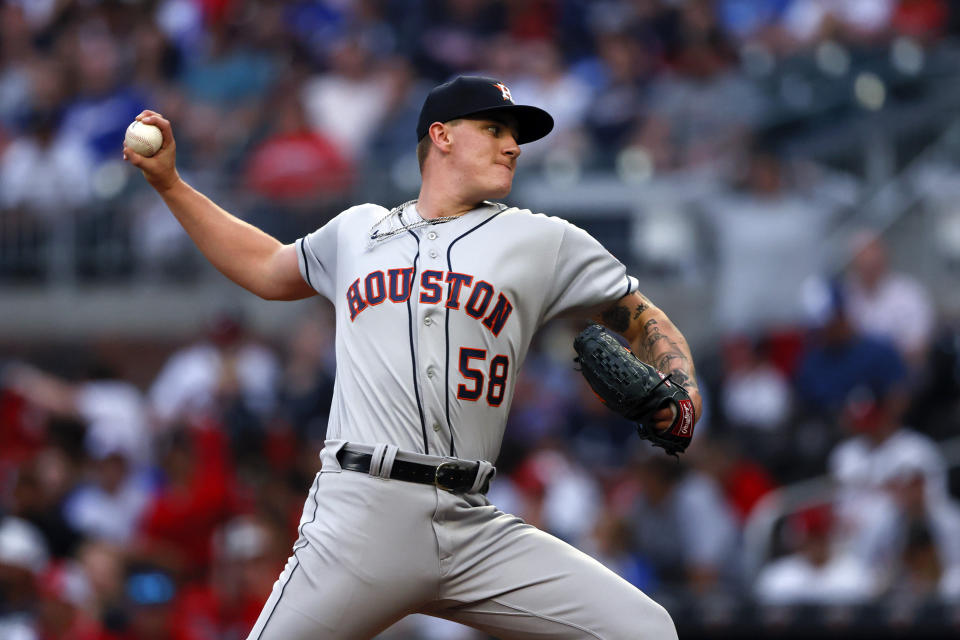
[646,601,678,639]
[613,597,677,640]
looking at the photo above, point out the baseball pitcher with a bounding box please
[125,76,702,640]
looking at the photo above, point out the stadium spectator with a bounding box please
[891,0,952,41]
[582,31,652,166]
[7,449,83,559]
[148,309,281,436]
[879,460,960,600]
[843,229,935,372]
[274,305,336,447]
[705,147,840,334]
[171,515,286,640]
[0,4,40,131]
[754,504,877,605]
[639,11,766,171]
[133,426,241,580]
[507,39,593,162]
[128,17,182,97]
[302,37,398,161]
[178,21,277,111]
[245,84,353,206]
[886,522,946,603]
[781,0,897,46]
[61,446,152,546]
[795,278,908,419]
[689,435,777,523]
[829,386,943,499]
[0,105,93,278]
[5,360,151,467]
[56,31,148,165]
[509,442,604,548]
[0,515,49,637]
[243,81,354,241]
[827,380,947,578]
[719,335,793,457]
[409,0,506,80]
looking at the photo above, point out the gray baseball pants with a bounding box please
[246,440,677,640]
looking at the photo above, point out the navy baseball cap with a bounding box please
[417,76,554,144]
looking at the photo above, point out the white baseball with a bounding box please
[124,120,163,157]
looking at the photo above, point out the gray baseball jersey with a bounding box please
[247,201,677,640]
[294,201,638,463]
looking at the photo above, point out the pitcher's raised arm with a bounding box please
[123,111,314,301]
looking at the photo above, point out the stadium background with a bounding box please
[2,0,960,638]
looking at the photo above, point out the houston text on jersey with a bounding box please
[346,267,514,336]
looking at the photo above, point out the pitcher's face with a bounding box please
[447,117,521,201]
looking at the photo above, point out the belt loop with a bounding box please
[470,461,496,494]
[380,445,399,479]
[368,444,399,480]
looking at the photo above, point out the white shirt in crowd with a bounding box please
[845,272,934,359]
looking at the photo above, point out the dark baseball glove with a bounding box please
[573,323,696,456]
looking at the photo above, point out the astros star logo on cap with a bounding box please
[494,82,513,102]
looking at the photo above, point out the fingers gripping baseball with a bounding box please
[123,110,180,193]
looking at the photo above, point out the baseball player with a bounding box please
[124,76,702,640]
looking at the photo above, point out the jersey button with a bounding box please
[427,366,435,378]
[423,317,433,326]
[433,422,441,432]
[427,232,438,240]
[429,249,438,259]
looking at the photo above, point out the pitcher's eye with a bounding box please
[487,125,500,135]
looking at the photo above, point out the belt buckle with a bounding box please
[434,461,460,492]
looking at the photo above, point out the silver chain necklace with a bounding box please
[367,199,461,247]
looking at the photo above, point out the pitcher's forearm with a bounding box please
[160,179,285,297]
[598,292,700,395]
[629,306,699,394]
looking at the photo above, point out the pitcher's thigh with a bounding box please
[438,525,677,640]
[247,543,417,640]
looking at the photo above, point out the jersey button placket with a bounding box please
[421,228,447,452]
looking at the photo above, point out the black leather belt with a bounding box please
[337,449,491,494]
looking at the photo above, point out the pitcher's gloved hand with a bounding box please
[574,324,696,456]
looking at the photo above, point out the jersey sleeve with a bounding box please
[296,213,344,300]
[541,220,638,323]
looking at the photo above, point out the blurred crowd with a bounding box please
[1,0,959,278]
[3,0,960,638]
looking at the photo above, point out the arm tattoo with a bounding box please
[638,316,698,391]
[599,303,631,333]
[656,352,687,372]
[666,369,693,390]
[632,294,653,319]
[642,319,666,352]
[599,293,699,392]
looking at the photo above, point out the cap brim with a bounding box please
[460,105,554,144]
